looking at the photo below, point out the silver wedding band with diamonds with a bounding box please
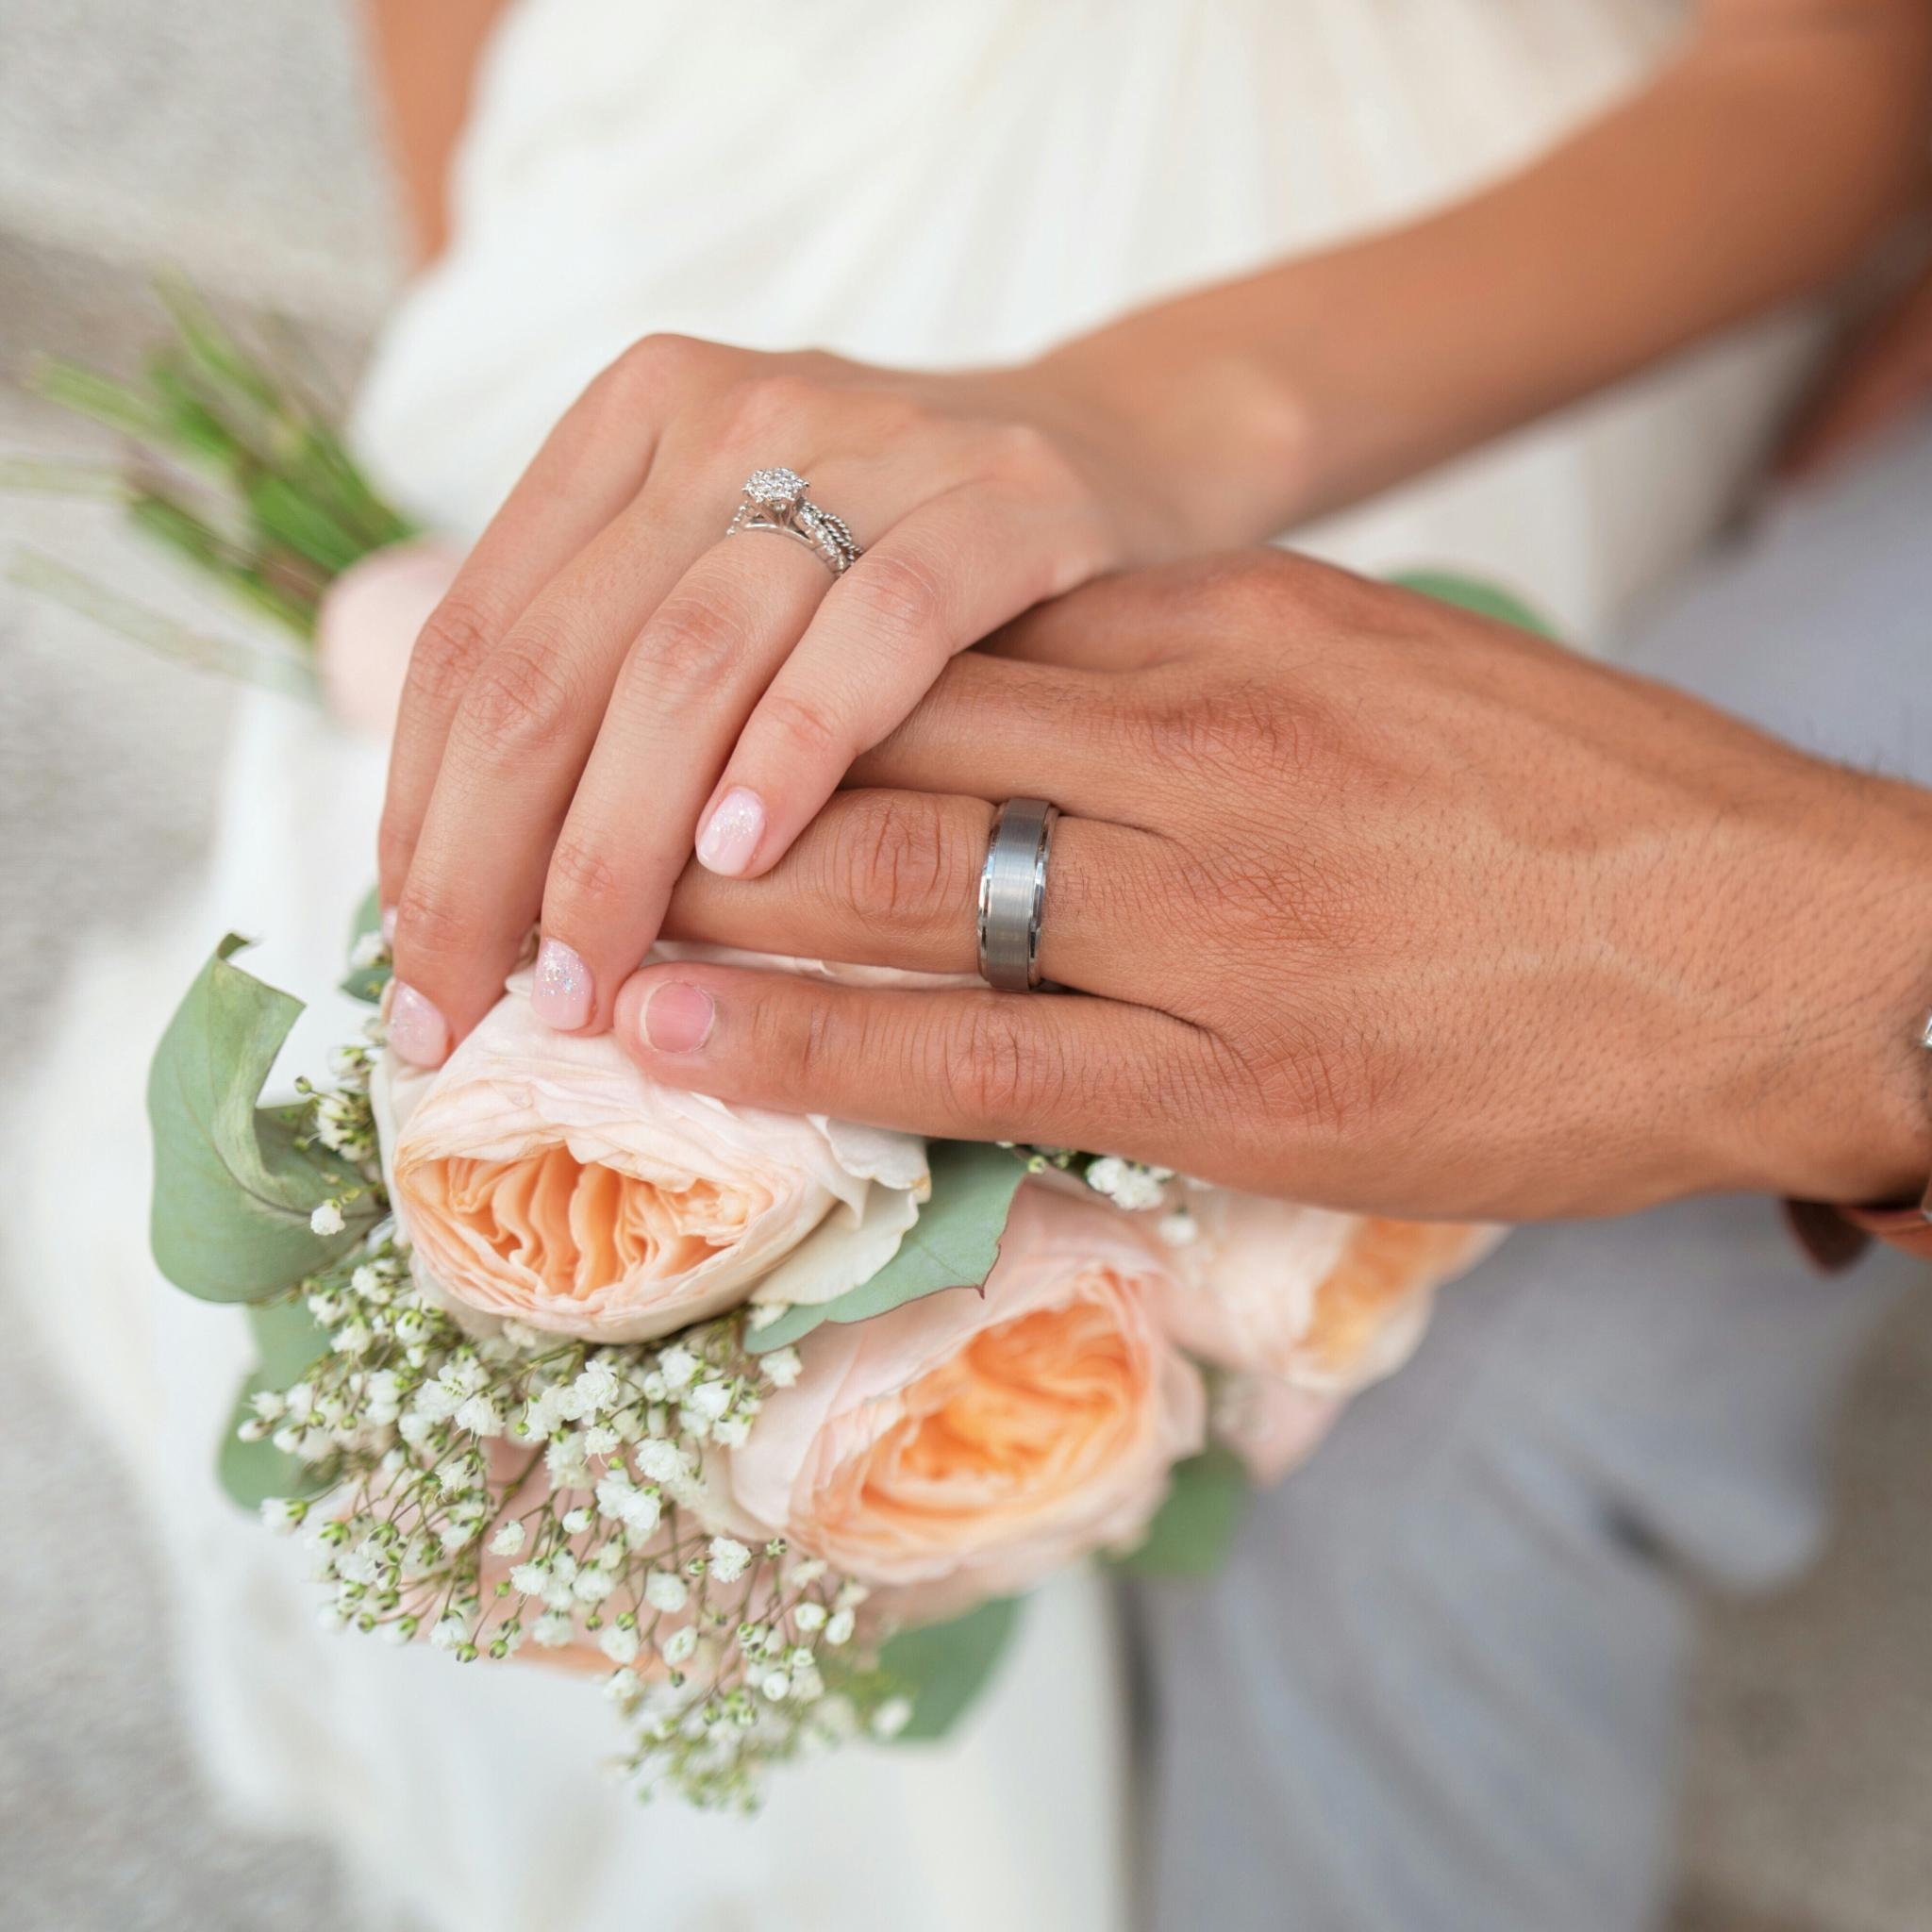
[725,466,862,575]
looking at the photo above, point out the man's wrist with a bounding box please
[1726,773,1932,1209]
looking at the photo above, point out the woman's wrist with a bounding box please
[1015,307,1321,551]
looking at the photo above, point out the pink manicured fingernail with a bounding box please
[641,982,715,1054]
[388,980,451,1066]
[695,787,765,876]
[531,936,592,1030]
[380,905,398,943]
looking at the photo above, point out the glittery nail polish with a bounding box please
[388,980,451,1067]
[695,788,765,876]
[531,936,593,1030]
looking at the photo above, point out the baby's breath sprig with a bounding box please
[242,1041,907,1807]
[1006,1143,1197,1244]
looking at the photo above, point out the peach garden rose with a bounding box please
[722,1185,1206,1608]
[374,968,931,1343]
[1157,1191,1500,1394]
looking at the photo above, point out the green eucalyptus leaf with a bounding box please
[214,1299,336,1513]
[877,1595,1022,1742]
[246,1296,333,1386]
[1390,569,1558,641]
[745,1141,1026,1354]
[1108,1444,1247,1579]
[340,882,391,1005]
[149,934,372,1302]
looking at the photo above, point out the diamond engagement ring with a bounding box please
[725,466,862,575]
[977,798,1059,992]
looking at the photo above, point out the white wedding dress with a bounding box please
[10,4,1821,1928]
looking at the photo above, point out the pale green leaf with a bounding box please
[877,1596,1022,1742]
[745,1141,1026,1353]
[1390,569,1558,640]
[1108,1444,1247,1579]
[149,934,372,1302]
[246,1296,333,1386]
[214,1299,337,1512]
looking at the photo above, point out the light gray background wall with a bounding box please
[0,7,1926,1929]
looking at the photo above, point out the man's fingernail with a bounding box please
[695,788,765,877]
[380,905,398,943]
[388,981,451,1067]
[531,937,592,1030]
[641,981,715,1054]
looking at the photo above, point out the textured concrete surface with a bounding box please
[2,6,1930,1929]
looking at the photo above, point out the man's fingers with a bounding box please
[610,958,1215,1156]
[845,651,1147,814]
[662,788,1172,1000]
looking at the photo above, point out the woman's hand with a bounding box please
[609,555,1932,1222]
[377,335,1263,1066]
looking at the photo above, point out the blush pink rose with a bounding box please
[315,538,464,739]
[1158,1195,1500,1395]
[723,1186,1206,1608]
[374,973,930,1343]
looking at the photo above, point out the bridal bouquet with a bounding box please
[149,915,1491,1809]
[87,286,1507,1808]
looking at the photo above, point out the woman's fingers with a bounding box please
[530,534,835,1032]
[387,484,722,1058]
[376,355,673,916]
[662,788,1172,1000]
[611,957,1214,1157]
[691,486,1099,882]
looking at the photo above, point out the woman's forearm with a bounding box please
[359,0,514,265]
[1041,2,1932,541]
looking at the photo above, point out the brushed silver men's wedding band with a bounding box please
[977,798,1059,992]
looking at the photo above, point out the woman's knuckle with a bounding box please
[848,547,946,641]
[758,689,844,767]
[634,596,745,699]
[722,370,819,441]
[405,596,498,708]
[392,882,481,964]
[600,332,702,408]
[982,420,1073,492]
[546,832,625,912]
[455,641,575,758]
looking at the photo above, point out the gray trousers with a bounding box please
[1133,413,1932,1932]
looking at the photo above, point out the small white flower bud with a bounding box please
[708,1537,751,1583]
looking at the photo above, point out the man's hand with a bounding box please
[609,555,1932,1222]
